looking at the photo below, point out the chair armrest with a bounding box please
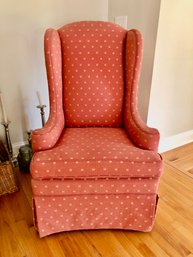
[32,28,65,152]
[32,112,64,152]
[124,29,160,151]
[125,111,160,151]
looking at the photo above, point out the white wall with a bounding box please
[109,0,161,121]
[148,0,193,139]
[0,0,108,146]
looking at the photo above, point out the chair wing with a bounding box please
[124,29,160,151]
[32,29,64,152]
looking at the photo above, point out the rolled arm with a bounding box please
[124,29,160,151]
[126,110,160,151]
[32,29,65,152]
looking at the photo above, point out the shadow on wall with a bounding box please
[0,0,109,145]
[0,16,49,144]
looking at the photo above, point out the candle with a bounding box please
[36,91,42,106]
[0,92,8,124]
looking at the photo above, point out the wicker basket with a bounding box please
[0,161,19,196]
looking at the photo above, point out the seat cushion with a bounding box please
[30,128,163,180]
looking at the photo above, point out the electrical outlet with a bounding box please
[114,16,128,29]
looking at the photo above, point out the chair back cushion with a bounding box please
[58,21,127,127]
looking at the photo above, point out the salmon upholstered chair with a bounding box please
[30,21,163,237]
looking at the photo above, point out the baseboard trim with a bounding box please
[159,130,193,153]
[12,141,28,157]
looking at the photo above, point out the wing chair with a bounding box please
[30,21,163,237]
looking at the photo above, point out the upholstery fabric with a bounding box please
[31,177,159,196]
[32,29,64,153]
[124,30,160,151]
[58,21,126,127]
[30,21,163,237]
[31,128,162,180]
[33,194,158,237]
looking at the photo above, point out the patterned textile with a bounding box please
[33,194,158,237]
[32,177,159,196]
[31,128,162,180]
[124,30,160,151]
[30,21,163,237]
[58,21,126,127]
[32,29,64,153]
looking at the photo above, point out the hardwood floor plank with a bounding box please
[0,217,19,257]
[0,199,27,257]
[156,202,193,253]
[160,164,193,193]
[59,231,104,257]
[162,143,193,179]
[114,231,145,257]
[149,228,188,257]
[124,232,157,257]
[136,232,171,257]
[161,142,193,162]
[16,168,33,206]
[83,230,132,257]
[153,223,191,257]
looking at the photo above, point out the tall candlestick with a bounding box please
[1,121,13,157]
[0,92,8,124]
[36,91,42,106]
[36,105,46,127]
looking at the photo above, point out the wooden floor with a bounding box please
[1,143,193,257]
